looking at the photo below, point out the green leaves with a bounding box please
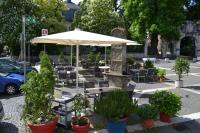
[172,57,190,81]
[122,0,185,42]
[149,91,182,116]
[157,68,166,77]
[72,0,124,35]
[94,90,137,121]
[0,0,67,56]
[144,60,154,69]
[137,104,158,120]
[20,52,55,124]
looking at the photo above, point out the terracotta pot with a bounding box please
[71,117,90,133]
[143,119,154,128]
[160,112,171,123]
[28,115,58,133]
[160,76,165,82]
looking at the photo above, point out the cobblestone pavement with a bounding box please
[0,94,25,133]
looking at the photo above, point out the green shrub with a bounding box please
[144,60,154,69]
[87,52,95,66]
[157,68,166,77]
[137,104,158,120]
[149,91,182,116]
[172,57,190,81]
[72,94,90,126]
[21,52,55,124]
[127,57,135,65]
[135,62,141,69]
[94,90,136,122]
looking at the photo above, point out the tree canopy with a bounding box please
[72,0,124,35]
[122,0,185,42]
[0,0,67,56]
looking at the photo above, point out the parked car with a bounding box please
[0,57,37,75]
[0,73,24,95]
[0,101,4,121]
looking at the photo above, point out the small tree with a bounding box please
[21,52,55,124]
[172,57,190,81]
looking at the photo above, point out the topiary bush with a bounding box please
[94,90,137,122]
[149,91,182,116]
[137,104,158,120]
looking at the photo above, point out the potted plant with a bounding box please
[21,52,57,133]
[94,90,136,133]
[157,68,166,82]
[149,91,181,123]
[144,60,154,69]
[172,57,190,88]
[137,104,158,128]
[71,94,90,133]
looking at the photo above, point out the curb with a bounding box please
[91,112,200,133]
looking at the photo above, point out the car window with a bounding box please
[0,63,16,74]
[0,63,15,69]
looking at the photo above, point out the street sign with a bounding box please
[42,29,48,36]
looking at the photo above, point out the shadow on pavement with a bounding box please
[0,94,23,100]
[0,122,19,133]
[185,86,200,91]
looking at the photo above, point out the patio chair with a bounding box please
[130,69,139,82]
[64,66,74,71]
[57,70,69,86]
[147,68,155,81]
[55,65,65,71]
[84,81,95,89]
[138,69,147,82]
[98,79,109,88]
[68,71,76,85]
[127,65,134,75]
[94,67,102,78]
[134,63,141,69]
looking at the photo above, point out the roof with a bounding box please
[63,0,79,22]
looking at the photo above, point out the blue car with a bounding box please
[0,73,24,95]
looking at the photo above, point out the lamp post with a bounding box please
[144,31,150,57]
[22,15,26,82]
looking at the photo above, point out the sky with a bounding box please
[72,0,82,4]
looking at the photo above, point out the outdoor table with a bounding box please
[53,94,75,128]
[99,66,110,79]
[99,66,110,73]
[130,69,139,74]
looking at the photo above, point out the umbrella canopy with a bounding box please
[31,29,135,45]
[31,29,139,89]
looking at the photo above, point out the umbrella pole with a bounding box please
[105,46,107,66]
[76,44,79,89]
[71,45,73,66]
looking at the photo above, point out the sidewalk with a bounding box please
[133,119,200,133]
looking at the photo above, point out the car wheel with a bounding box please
[5,84,17,95]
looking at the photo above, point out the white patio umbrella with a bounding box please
[31,29,138,89]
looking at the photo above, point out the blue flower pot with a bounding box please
[106,119,127,133]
